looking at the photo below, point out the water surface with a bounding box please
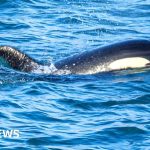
[0,0,150,149]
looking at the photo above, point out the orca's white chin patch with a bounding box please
[108,57,150,70]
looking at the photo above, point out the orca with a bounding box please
[0,39,150,74]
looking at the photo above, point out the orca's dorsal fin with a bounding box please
[0,46,39,72]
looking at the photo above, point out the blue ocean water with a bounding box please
[0,0,150,149]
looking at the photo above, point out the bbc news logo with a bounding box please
[0,130,20,138]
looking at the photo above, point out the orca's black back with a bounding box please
[55,39,150,74]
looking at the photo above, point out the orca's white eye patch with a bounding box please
[108,57,150,70]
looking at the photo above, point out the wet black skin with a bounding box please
[55,39,150,74]
[0,46,39,72]
[0,39,150,74]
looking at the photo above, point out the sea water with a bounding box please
[0,0,150,149]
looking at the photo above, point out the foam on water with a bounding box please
[32,63,58,74]
[32,63,71,75]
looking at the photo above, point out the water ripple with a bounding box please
[0,0,150,149]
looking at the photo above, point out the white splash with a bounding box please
[32,63,71,75]
[32,63,57,74]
